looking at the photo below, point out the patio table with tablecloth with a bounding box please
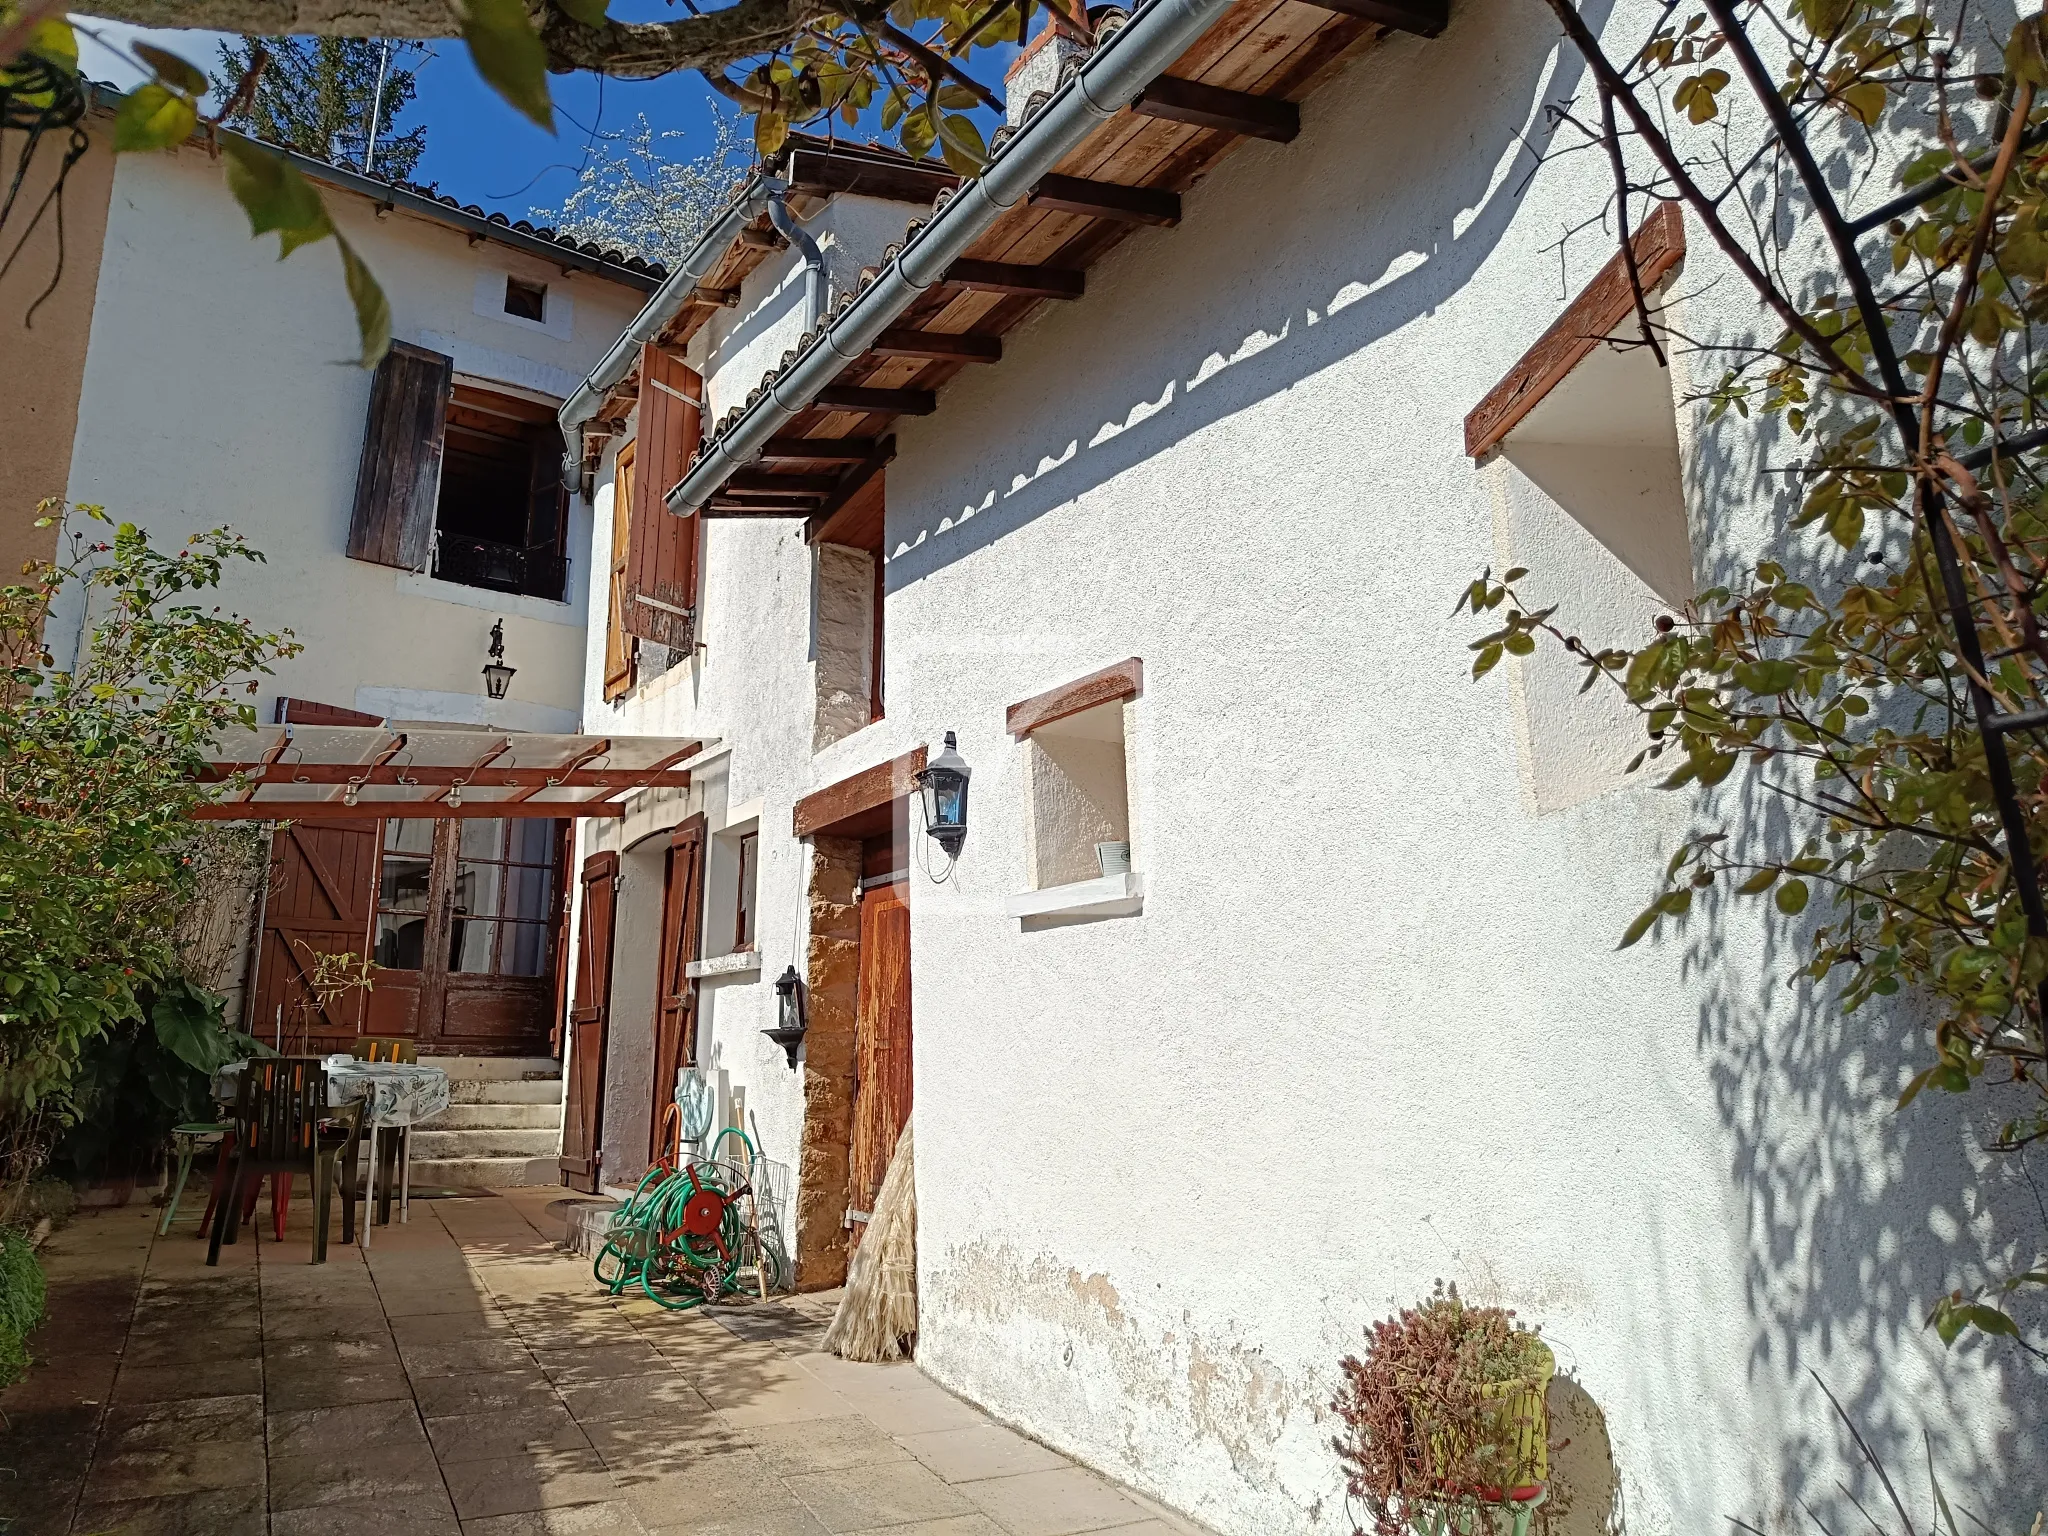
[213,1057,450,1245]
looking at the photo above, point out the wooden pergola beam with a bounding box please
[871,329,1002,363]
[193,801,623,821]
[201,765,694,789]
[813,387,937,415]
[1028,174,1181,226]
[940,260,1085,299]
[1132,76,1300,142]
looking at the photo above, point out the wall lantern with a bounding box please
[916,731,971,857]
[482,619,517,700]
[763,965,808,1069]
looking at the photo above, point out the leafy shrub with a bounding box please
[1331,1283,1555,1536]
[0,1227,45,1388]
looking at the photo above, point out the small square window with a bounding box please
[504,276,547,322]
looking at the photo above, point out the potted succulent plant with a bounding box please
[1331,1282,1558,1536]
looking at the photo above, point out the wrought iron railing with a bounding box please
[432,535,567,602]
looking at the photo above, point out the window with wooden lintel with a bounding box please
[1008,659,1142,896]
[1464,203,1694,813]
[345,343,570,602]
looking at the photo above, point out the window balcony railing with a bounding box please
[432,535,568,603]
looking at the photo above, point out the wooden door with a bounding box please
[649,816,707,1164]
[847,874,912,1248]
[560,851,618,1193]
[250,820,378,1054]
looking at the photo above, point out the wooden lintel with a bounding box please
[1132,76,1300,142]
[728,471,843,494]
[1303,0,1447,35]
[1028,173,1181,226]
[793,746,927,838]
[761,436,879,462]
[1464,201,1685,459]
[805,437,897,545]
[202,765,694,789]
[940,259,1085,299]
[705,501,818,518]
[871,328,1002,363]
[1007,658,1144,738]
[812,386,938,415]
[193,800,624,821]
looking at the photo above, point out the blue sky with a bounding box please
[72,11,1015,224]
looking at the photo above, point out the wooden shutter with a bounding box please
[649,815,706,1163]
[848,875,912,1247]
[347,341,452,570]
[604,444,637,700]
[560,850,618,1192]
[621,344,702,649]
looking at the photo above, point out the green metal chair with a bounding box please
[158,1120,234,1236]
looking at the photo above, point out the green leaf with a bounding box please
[335,234,391,369]
[937,111,987,176]
[1838,79,1885,125]
[1775,879,1809,915]
[555,0,610,23]
[1737,867,1779,894]
[461,0,554,131]
[1471,642,1504,680]
[755,109,789,156]
[221,137,331,247]
[900,101,938,161]
[132,42,208,95]
[1966,1304,2020,1337]
[113,84,196,153]
[1618,905,1660,949]
[150,978,231,1073]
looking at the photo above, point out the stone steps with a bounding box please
[409,1127,558,1161]
[419,1055,559,1081]
[431,1102,561,1131]
[406,1155,561,1190]
[448,1079,561,1105]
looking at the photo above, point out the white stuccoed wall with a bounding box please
[855,3,2048,1533]
[571,189,933,1211]
[54,141,647,728]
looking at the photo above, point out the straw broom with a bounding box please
[823,1114,915,1361]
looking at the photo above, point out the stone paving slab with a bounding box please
[0,1190,1209,1536]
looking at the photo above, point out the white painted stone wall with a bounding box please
[54,140,645,729]
[844,4,2048,1534]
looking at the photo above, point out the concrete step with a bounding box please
[449,1080,561,1105]
[419,1056,561,1082]
[407,1155,560,1190]
[431,1103,561,1131]
[410,1127,558,1160]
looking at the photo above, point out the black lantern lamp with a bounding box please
[763,965,808,1068]
[482,619,517,700]
[917,731,971,857]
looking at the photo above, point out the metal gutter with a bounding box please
[664,0,1240,517]
[556,172,779,472]
[81,83,664,293]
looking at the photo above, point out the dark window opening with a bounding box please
[505,276,547,322]
[432,383,569,601]
[734,831,758,951]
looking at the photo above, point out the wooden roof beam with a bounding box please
[737,224,787,251]
[871,329,1002,363]
[806,437,897,544]
[812,386,938,415]
[1028,173,1181,226]
[1304,0,1447,35]
[193,801,623,821]
[940,259,1085,299]
[706,498,823,517]
[202,765,692,789]
[687,285,741,308]
[1132,76,1300,142]
[761,436,881,462]
[727,471,844,494]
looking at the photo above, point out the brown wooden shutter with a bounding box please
[347,341,453,570]
[560,850,618,1192]
[604,444,637,700]
[649,814,706,1163]
[621,344,701,649]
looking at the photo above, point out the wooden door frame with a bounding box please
[649,814,707,1165]
[847,870,911,1253]
[560,849,619,1192]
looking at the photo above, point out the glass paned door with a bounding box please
[368,816,565,1052]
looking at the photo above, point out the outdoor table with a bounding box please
[213,1057,451,1248]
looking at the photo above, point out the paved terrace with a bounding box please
[1,1190,1202,1536]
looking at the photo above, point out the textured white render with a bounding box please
[54,141,644,728]
[842,7,2048,1536]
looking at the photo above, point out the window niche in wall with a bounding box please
[1005,658,1143,921]
[1466,205,1694,815]
[689,820,764,980]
